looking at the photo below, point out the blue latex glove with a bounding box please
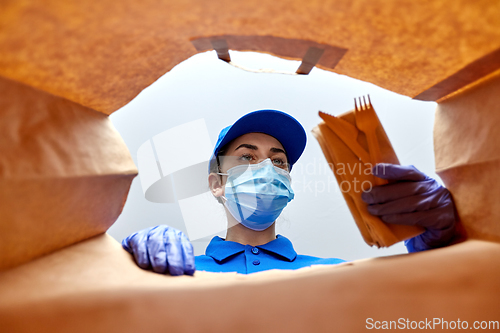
[122,225,195,276]
[361,164,457,252]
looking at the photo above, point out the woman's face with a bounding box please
[208,132,289,200]
[219,132,289,173]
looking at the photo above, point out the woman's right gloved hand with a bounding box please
[121,225,195,276]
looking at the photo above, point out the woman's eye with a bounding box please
[239,154,254,162]
[272,158,287,168]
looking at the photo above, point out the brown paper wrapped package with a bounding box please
[1,0,500,331]
[312,110,424,247]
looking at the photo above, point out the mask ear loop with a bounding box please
[216,170,228,203]
[217,169,228,200]
[217,166,228,203]
[214,156,228,204]
[216,170,241,222]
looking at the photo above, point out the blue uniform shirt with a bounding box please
[195,234,346,274]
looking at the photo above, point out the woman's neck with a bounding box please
[225,219,276,246]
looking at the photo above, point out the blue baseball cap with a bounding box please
[209,109,307,173]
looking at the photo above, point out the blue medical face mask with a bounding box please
[218,158,294,231]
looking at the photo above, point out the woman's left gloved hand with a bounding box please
[361,163,457,252]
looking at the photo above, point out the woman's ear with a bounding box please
[208,173,224,198]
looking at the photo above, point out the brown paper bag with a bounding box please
[312,109,424,247]
[0,77,138,271]
[434,70,500,243]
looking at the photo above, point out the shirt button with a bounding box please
[253,260,260,265]
[251,247,259,254]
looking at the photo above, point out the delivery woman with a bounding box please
[122,110,457,275]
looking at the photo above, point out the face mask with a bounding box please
[218,158,294,231]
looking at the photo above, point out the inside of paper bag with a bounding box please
[1,0,500,330]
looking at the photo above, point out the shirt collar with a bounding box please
[205,236,245,262]
[205,234,297,262]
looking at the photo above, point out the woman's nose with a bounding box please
[255,157,270,164]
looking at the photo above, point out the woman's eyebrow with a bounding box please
[234,144,286,155]
[270,147,286,155]
[235,143,258,151]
